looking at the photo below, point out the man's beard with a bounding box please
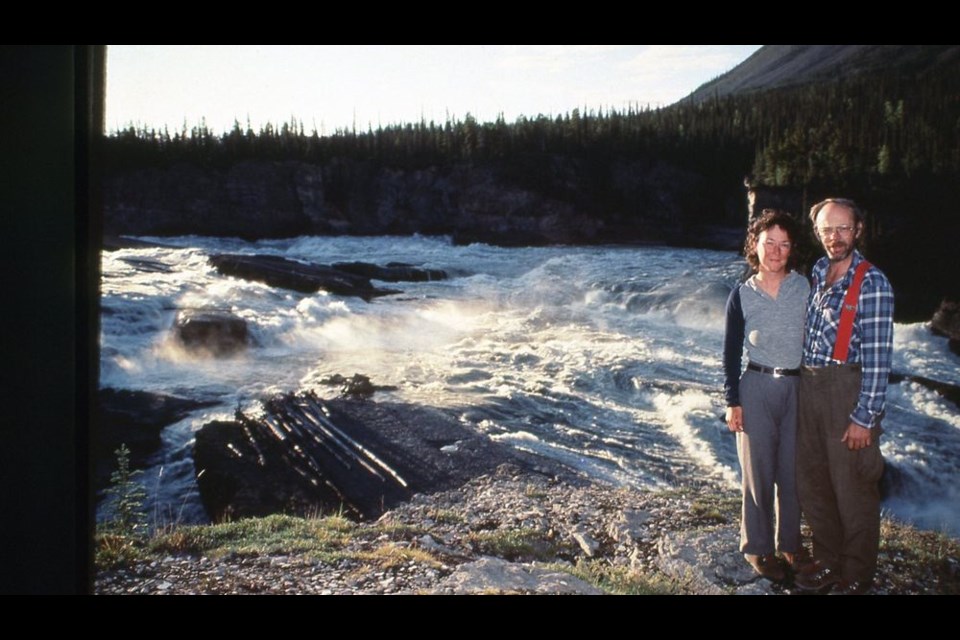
[825,240,854,262]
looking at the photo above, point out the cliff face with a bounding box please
[105,161,313,238]
[103,158,732,247]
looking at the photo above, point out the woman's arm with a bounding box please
[723,285,746,432]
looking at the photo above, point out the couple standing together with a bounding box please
[723,198,894,594]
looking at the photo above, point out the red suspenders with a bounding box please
[831,260,872,362]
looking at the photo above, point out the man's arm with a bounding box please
[849,270,895,430]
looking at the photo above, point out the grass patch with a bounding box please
[879,517,960,594]
[553,559,683,595]
[355,543,444,570]
[144,513,356,560]
[367,520,429,539]
[523,484,549,500]
[95,532,149,569]
[96,513,438,573]
[427,508,465,525]
[689,494,739,525]
[467,528,570,562]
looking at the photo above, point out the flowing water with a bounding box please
[99,235,960,535]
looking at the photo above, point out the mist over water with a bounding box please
[100,235,960,535]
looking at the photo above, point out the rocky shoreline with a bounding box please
[95,462,959,595]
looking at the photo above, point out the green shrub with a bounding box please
[104,443,148,538]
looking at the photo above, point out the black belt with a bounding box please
[748,362,800,377]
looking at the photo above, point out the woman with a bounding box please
[723,209,810,581]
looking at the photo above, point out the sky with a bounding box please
[105,45,762,136]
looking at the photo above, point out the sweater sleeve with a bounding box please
[723,284,745,407]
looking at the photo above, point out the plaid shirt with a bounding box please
[803,250,895,428]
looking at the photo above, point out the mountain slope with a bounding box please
[686,44,960,102]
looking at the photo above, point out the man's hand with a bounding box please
[726,406,743,433]
[841,423,872,450]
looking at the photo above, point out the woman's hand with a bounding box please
[725,406,743,432]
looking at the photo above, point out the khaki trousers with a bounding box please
[798,365,884,583]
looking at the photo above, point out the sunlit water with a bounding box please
[100,235,960,535]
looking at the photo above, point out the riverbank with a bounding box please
[95,462,959,595]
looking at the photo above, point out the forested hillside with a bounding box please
[102,48,960,317]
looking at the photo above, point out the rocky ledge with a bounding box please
[193,391,560,522]
[95,463,959,595]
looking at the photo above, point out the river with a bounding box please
[99,235,960,535]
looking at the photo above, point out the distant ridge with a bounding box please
[685,44,960,103]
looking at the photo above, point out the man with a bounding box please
[795,198,894,595]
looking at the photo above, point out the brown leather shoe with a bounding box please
[745,553,786,581]
[781,547,815,574]
[794,564,843,592]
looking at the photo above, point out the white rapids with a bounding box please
[99,235,960,534]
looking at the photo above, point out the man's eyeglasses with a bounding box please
[816,225,855,237]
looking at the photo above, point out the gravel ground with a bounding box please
[95,463,959,595]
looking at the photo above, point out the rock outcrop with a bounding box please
[193,392,537,521]
[208,254,399,300]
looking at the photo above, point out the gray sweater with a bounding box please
[723,271,810,406]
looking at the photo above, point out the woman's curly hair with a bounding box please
[744,209,801,273]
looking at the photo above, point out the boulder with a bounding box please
[657,527,777,595]
[431,557,604,595]
[209,254,399,300]
[174,310,249,356]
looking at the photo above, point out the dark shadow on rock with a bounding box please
[331,261,447,283]
[880,459,904,501]
[931,299,960,356]
[193,391,555,522]
[97,388,219,491]
[102,235,178,251]
[317,373,397,399]
[889,372,960,409]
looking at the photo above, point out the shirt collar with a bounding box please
[746,269,799,294]
[813,249,865,288]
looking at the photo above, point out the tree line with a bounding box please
[104,63,960,209]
